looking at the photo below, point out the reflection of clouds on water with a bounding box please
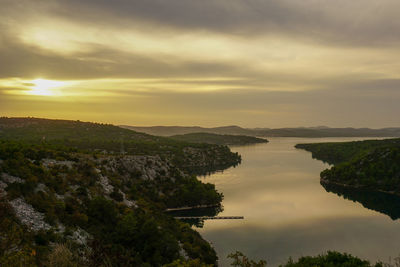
[201,216,400,266]
[198,138,400,266]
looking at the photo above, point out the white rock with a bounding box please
[9,198,51,231]
[98,175,113,194]
[55,193,65,200]
[42,159,74,169]
[1,173,24,184]
[34,183,48,193]
[120,190,137,208]
[70,228,90,246]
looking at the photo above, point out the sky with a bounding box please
[0,0,399,128]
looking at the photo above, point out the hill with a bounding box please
[170,132,268,146]
[296,138,400,195]
[295,138,400,165]
[0,117,241,175]
[121,124,400,137]
[0,117,243,266]
[120,125,254,136]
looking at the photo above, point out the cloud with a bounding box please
[2,1,400,81]
[0,31,251,80]
[1,0,399,127]
[15,0,400,47]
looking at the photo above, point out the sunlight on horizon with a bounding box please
[27,79,67,96]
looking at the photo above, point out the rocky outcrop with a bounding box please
[180,146,241,174]
[98,173,114,195]
[42,158,74,169]
[103,155,173,181]
[69,228,90,246]
[9,198,51,232]
[1,173,25,184]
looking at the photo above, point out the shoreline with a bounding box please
[320,178,400,197]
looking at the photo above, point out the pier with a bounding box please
[165,204,219,212]
[174,216,244,220]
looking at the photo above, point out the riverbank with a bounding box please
[320,178,400,197]
[197,138,400,266]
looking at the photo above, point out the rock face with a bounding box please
[1,148,228,236]
[1,173,25,184]
[42,159,74,169]
[180,146,241,174]
[98,172,114,194]
[9,198,51,232]
[70,228,90,246]
[2,153,174,234]
[1,154,174,235]
[104,155,172,181]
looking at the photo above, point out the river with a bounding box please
[197,137,400,266]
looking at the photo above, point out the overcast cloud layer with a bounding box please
[0,0,399,127]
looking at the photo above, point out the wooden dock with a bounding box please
[166,204,219,212]
[174,216,244,220]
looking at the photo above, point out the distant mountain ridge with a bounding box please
[120,125,253,136]
[170,132,268,146]
[120,125,400,138]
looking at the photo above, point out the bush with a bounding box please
[46,243,79,267]
[110,188,123,202]
[280,251,382,267]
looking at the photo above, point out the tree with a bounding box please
[228,251,267,267]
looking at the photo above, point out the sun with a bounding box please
[28,78,66,96]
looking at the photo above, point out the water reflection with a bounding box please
[196,138,400,266]
[322,182,400,220]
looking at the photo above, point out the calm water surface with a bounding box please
[197,137,400,266]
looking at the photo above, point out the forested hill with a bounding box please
[0,117,158,144]
[170,132,268,146]
[0,117,241,174]
[296,138,400,195]
[0,117,244,266]
[295,138,400,165]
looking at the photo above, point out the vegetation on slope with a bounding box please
[227,251,387,267]
[0,117,241,175]
[296,138,400,195]
[0,117,244,266]
[279,251,384,267]
[0,140,221,266]
[4,118,395,265]
[170,132,268,146]
[320,147,400,193]
[295,138,400,165]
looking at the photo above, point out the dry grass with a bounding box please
[47,244,78,267]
